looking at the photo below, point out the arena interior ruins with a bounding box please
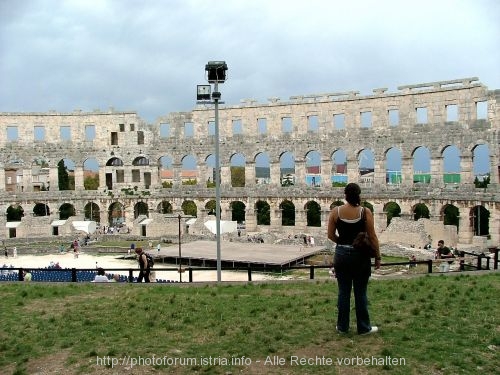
[0,77,498,247]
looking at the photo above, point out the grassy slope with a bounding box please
[0,272,498,375]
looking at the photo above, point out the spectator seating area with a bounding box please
[0,268,178,283]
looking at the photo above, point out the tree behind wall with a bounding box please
[58,160,70,190]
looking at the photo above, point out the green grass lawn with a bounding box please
[0,272,498,375]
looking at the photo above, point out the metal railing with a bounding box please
[1,247,497,284]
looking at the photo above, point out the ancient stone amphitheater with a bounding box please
[0,77,498,247]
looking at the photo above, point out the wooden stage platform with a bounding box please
[151,240,323,269]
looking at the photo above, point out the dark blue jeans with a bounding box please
[137,269,150,283]
[333,244,373,334]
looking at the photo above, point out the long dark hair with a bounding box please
[344,183,361,206]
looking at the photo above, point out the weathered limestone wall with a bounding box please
[0,78,499,245]
[379,218,458,248]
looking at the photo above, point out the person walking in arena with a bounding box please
[135,247,151,283]
[327,183,381,335]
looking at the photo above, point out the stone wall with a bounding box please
[0,77,498,244]
[379,217,458,248]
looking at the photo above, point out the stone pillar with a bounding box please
[460,153,473,184]
[22,168,31,192]
[458,208,473,244]
[430,156,443,186]
[295,159,306,186]
[148,166,158,187]
[124,168,132,185]
[198,164,208,187]
[296,209,307,229]
[320,158,330,187]
[172,163,181,187]
[270,161,280,186]
[374,158,385,186]
[99,168,107,190]
[347,156,359,183]
[245,208,257,232]
[220,165,231,186]
[74,165,84,190]
[245,161,256,187]
[49,167,59,191]
[99,210,108,226]
[221,202,230,221]
[321,209,331,229]
[270,205,280,229]
[401,156,413,187]
[488,151,499,188]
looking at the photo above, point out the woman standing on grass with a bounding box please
[327,183,381,335]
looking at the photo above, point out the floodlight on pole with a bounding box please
[197,60,227,282]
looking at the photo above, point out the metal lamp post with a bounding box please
[177,213,182,281]
[197,61,227,282]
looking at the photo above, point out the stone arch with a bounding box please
[58,158,75,191]
[83,157,100,190]
[470,205,489,236]
[134,202,149,219]
[305,200,321,227]
[6,204,24,221]
[31,156,50,192]
[412,203,430,221]
[255,200,270,225]
[384,201,401,226]
[205,200,216,216]
[255,152,270,185]
[305,150,321,187]
[205,154,216,187]
[358,149,374,185]
[472,143,490,180]
[159,155,173,187]
[59,203,76,220]
[132,156,149,166]
[412,146,431,184]
[230,200,246,223]
[441,204,459,229]
[331,149,347,185]
[33,203,49,217]
[280,199,295,226]
[181,200,197,217]
[106,157,124,166]
[230,153,245,187]
[84,202,100,222]
[385,147,402,185]
[157,200,173,214]
[442,145,461,184]
[108,202,125,226]
[280,151,295,186]
[181,154,197,185]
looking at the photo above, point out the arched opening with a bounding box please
[59,203,75,220]
[305,200,321,227]
[384,201,401,226]
[84,202,100,223]
[280,200,295,226]
[255,200,270,225]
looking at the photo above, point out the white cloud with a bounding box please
[0,0,498,122]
